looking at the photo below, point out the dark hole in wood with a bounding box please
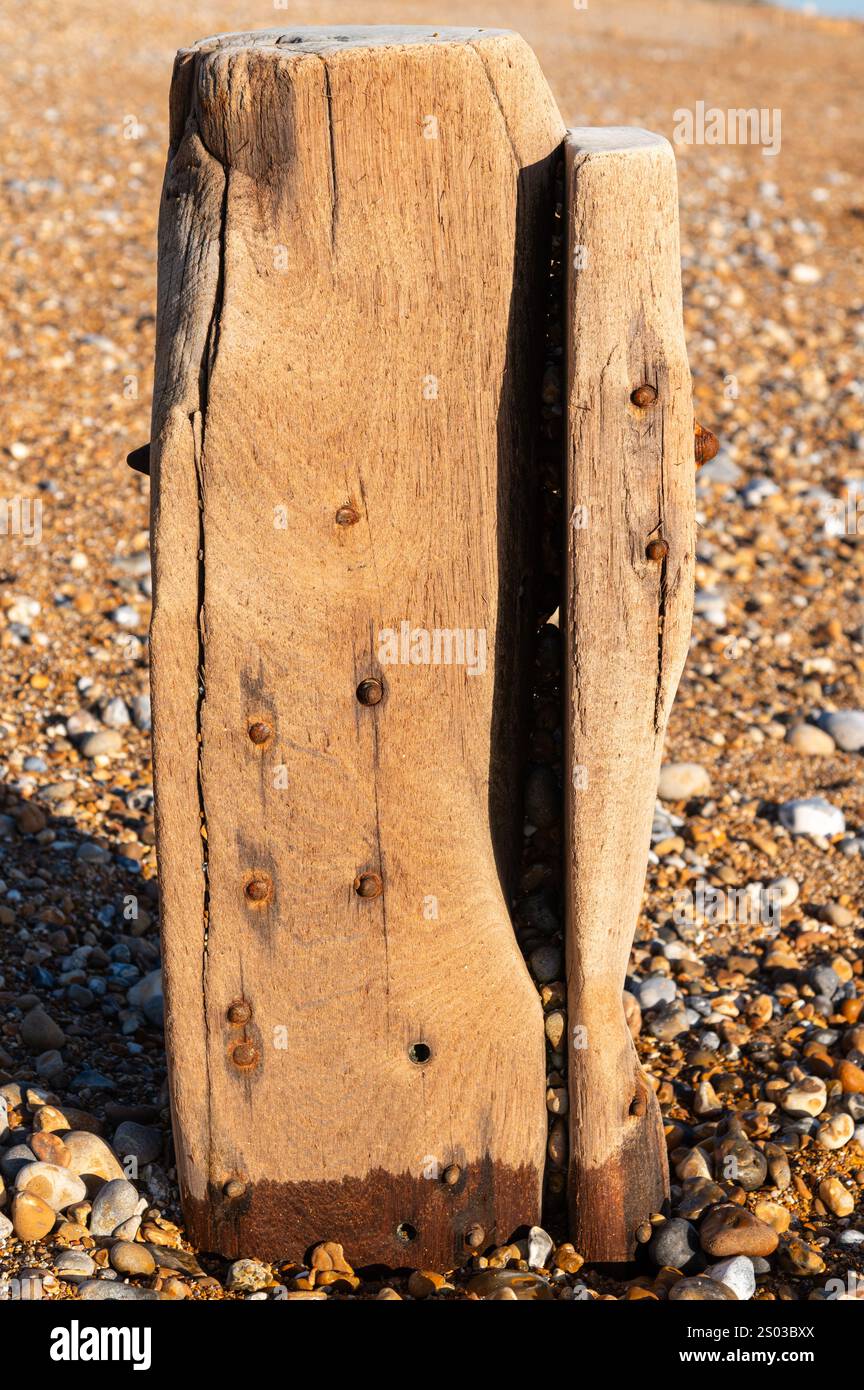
[408,1042,431,1065]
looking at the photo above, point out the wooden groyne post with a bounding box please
[143,27,694,1267]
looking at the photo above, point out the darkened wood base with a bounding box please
[567,1070,669,1262]
[184,1160,539,1268]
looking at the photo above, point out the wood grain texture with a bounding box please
[563,129,695,1262]
[149,26,565,1267]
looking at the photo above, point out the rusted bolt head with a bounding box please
[227,1000,252,1025]
[464,1224,485,1250]
[231,1041,259,1069]
[356,677,383,707]
[354,871,383,899]
[335,505,359,526]
[645,537,669,563]
[630,384,658,408]
[223,1179,246,1199]
[244,874,272,905]
[442,1164,462,1187]
[248,721,272,745]
[694,420,719,467]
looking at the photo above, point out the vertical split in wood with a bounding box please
[563,129,695,1261]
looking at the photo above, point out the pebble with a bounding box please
[714,1137,767,1191]
[19,1005,65,1053]
[778,797,845,837]
[226,1258,272,1293]
[649,1218,702,1272]
[11,1191,56,1241]
[638,975,678,1010]
[79,730,124,759]
[817,710,864,753]
[62,1131,125,1181]
[15,1161,86,1211]
[700,1205,779,1258]
[112,1121,161,1167]
[89,1179,140,1237]
[55,1251,97,1280]
[467,1269,553,1300]
[705,1256,756,1300]
[778,1239,826,1275]
[669,1276,736,1301]
[767,875,799,908]
[837,1059,864,1094]
[785,722,835,755]
[110,1240,156,1277]
[644,1001,691,1041]
[527,1225,554,1270]
[131,693,151,731]
[100,696,130,729]
[658,763,711,801]
[781,1076,827,1117]
[819,1177,855,1217]
[529,944,562,984]
[77,1280,160,1301]
[816,1112,854,1150]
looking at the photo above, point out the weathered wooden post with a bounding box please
[563,129,695,1261]
[148,26,564,1267]
[144,27,696,1269]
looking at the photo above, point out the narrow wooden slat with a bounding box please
[150,26,565,1267]
[563,128,695,1262]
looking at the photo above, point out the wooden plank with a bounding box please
[149,26,565,1267]
[563,128,695,1262]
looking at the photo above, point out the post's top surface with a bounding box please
[565,127,671,157]
[188,26,512,55]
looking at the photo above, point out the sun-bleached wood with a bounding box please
[563,128,695,1261]
[149,26,564,1267]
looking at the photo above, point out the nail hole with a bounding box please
[335,505,359,526]
[395,1222,418,1243]
[408,1042,431,1065]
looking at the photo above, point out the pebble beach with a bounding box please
[2,0,864,1304]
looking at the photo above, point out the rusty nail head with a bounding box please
[248,722,272,745]
[227,1001,252,1025]
[630,384,658,408]
[232,1041,259,1069]
[464,1224,485,1250]
[354,871,383,898]
[224,1178,246,1199]
[645,537,669,563]
[335,505,359,526]
[442,1164,461,1187]
[244,875,272,904]
[356,677,383,706]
